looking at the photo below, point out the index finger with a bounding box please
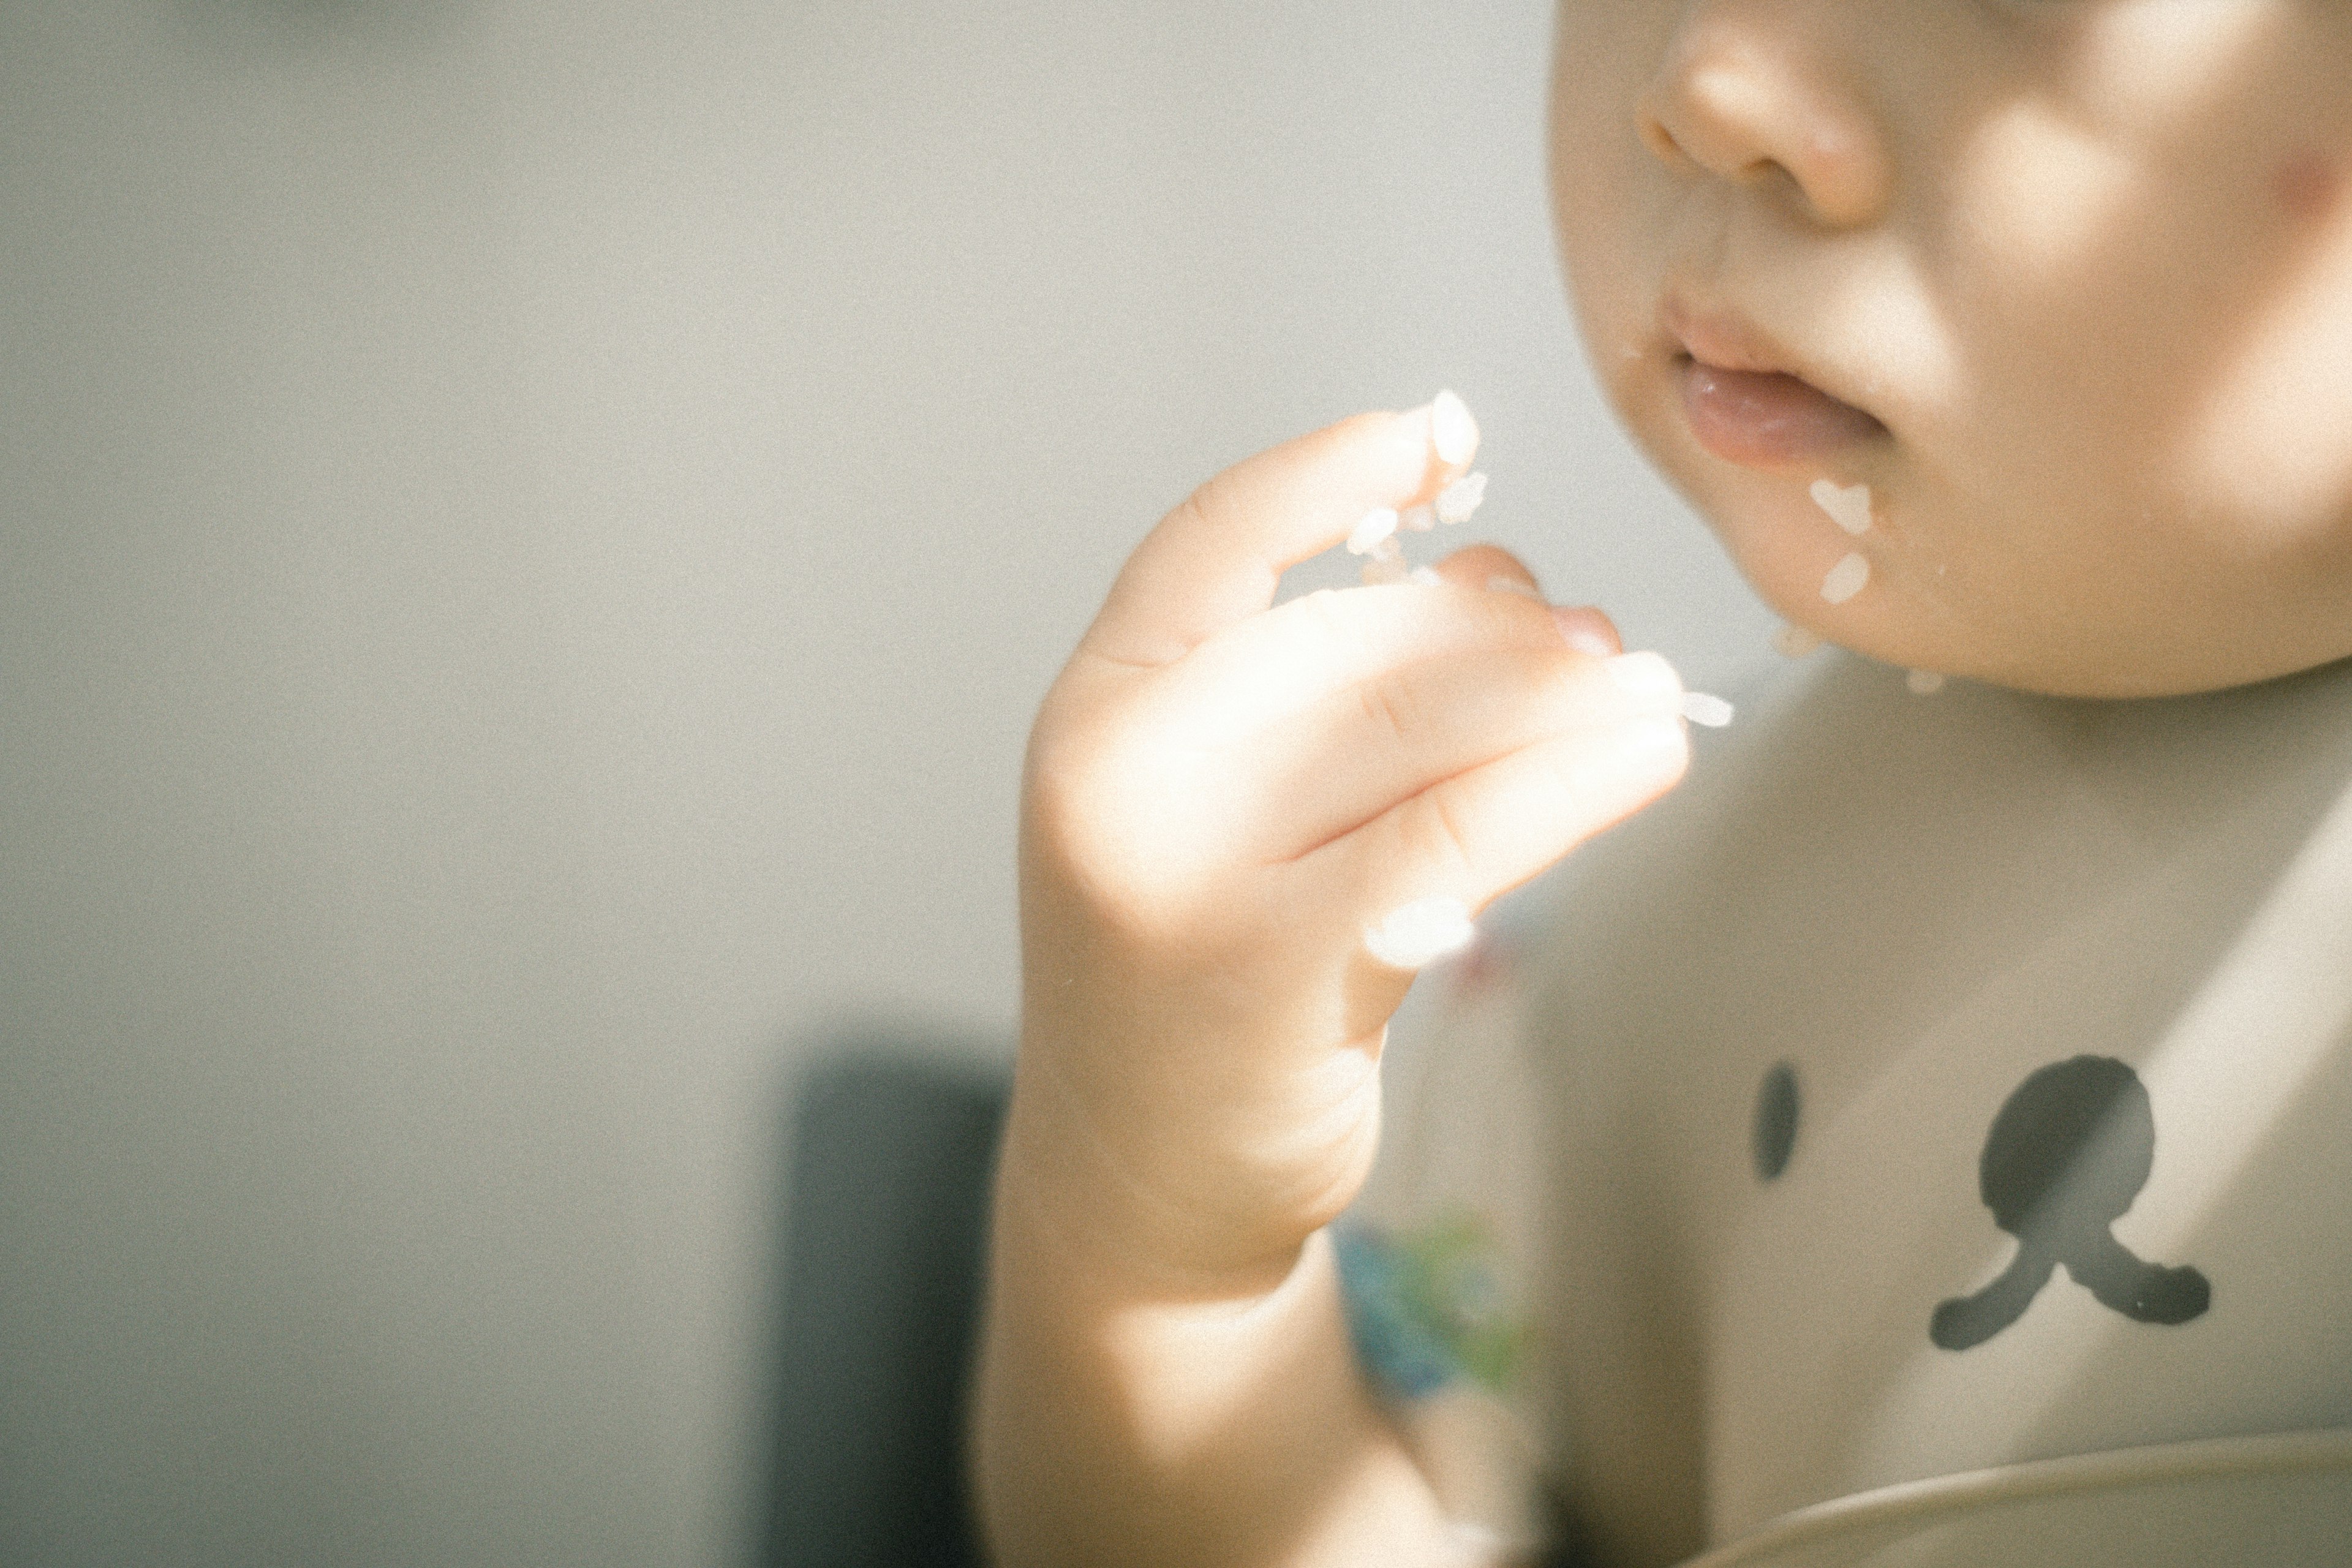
[1079,393,1479,670]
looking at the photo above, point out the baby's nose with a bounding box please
[1635,0,1894,231]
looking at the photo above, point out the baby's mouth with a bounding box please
[1676,354,1890,469]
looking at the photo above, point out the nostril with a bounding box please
[1638,110,1695,173]
[1641,92,1785,192]
[1635,80,1697,172]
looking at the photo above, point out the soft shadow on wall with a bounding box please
[172,0,469,50]
[760,1041,1010,1568]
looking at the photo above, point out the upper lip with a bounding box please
[1662,295,1872,417]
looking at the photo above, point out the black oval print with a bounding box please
[1753,1061,1800,1182]
[1932,1055,2211,1351]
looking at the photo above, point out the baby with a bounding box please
[973,4,2352,1565]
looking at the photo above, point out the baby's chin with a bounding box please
[1635,389,2352,701]
[1743,564,2351,702]
[1708,519,2331,701]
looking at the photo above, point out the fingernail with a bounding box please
[1487,575,1543,600]
[1822,551,1871,605]
[1430,390,1479,466]
[1550,605,1618,657]
[1604,650,1682,701]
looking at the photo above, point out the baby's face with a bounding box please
[1552,0,2352,696]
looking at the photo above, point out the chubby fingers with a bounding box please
[1246,645,1691,862]
[1427,544,1624,659]
[1147,548,1623,751]
[1080,396,1479,671]
[1144,573,1570,750]
[1308,690,1691,983]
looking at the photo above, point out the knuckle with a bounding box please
[1398,785,1480,884]
[1023,736,1112,861]
[1178,472,1238,540]
[1284,587,1375,680]
[1537,745,1594,819]
[1359,670,1423,749]
[1027,715,1144,850]
[1295,583,1348,644]
[1028,718,1231,924]
[1531,646,1593,722]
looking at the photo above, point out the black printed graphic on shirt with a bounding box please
[1932,1055,2212,1351]
[1752,1061,1800,1182]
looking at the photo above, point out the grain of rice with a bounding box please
[1774,624,1826,658]
[1907,669,1946,695]
[1400,503,1438,532]
[1364,895,1476,970]
[1821,552,1871,604]
[1431,390,1477,466]
[1809,478,1874,537]
[1435,471,1488,526]
[1347,507,1400,555]
[1408,566,1444,587]
[1680,692,1735,728]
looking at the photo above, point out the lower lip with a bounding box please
[1678,358,1888,467]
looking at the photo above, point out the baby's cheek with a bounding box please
[2175,149,2352,549]
[2274,150,2342,227]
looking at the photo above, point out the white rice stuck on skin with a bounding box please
[1347,508,1400,555]
[1809,478,1874,537]
[1400,503,1438,532]
[1907,669,1947,695]
[1774,624,1826,658]
[1364,896,1476,970]
[1680,692,1735,728]
[1408,566,1444,587]
[1434,471,1488,526]
[1821,552,1871,605]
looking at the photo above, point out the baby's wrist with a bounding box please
[992,1082,1322,1308]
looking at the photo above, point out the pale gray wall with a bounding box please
[0,1,1770,1562]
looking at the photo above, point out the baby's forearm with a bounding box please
[970,1121,1472,1568]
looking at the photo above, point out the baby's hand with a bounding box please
[1007,401,1691,1295]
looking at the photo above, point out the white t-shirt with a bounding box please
[1338,650,2352,1566]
